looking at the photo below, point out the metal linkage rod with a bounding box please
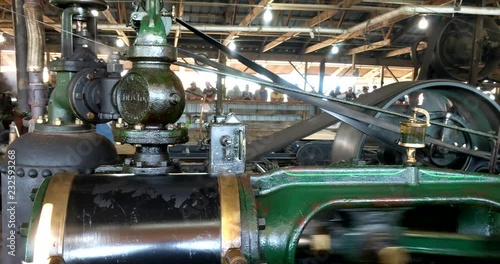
[174,59,496,162]
[175,18,498,162]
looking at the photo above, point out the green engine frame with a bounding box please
[26,166,500,263]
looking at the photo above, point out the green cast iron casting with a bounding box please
[112,0,184,126]
[48,72,75,123]
[248,166,500,263]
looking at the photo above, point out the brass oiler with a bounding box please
[399,107,430,164]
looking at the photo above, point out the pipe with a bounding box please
[348,5,500,34]
[24,0,48,118]
[13,0,29,114]
[75,24,348,34]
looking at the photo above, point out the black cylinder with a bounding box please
[61,175,221,264]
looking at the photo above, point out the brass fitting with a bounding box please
[378,246,410,264]
[53,117,63,126]
[36,116,44,124]
[223,249,247,264]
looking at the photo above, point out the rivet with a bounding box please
[42,170,52,178]
[28,169,38,178]
[16,168,25,177]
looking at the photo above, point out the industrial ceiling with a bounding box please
[0,0,498,78]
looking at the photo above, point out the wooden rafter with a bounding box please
[232,0,238,25]
[223,0,273,45]
[384,22,395,39]
[102,9,130,46]
[346,39,391,55]
[304,0,453,54]
[1,52,15,66]
[362,67,380,78]
[262,0,360,52]
[385,42,427,57]
[2,0,60,32]
[337,10,347,28]
[332,66,346,76]
[400,70,414,80]
[174,0,184,47]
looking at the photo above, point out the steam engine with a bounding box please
[1,0,499,264]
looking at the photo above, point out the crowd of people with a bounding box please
[185,81,217,102]
[186,81,381,103]
[329,85,378,101]
[185,82,288,103]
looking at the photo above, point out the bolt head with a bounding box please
[86,112,95,120]
[258,218,266,230]
[53,118,63,126]
[170,93,181,105]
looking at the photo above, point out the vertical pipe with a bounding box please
[303,62,308,90]
[13,0,29,114]
[216,50,226,116]
[319,60,325,95]
[468,1,484,85]
[380,66,385,87]
[25,0,48,118]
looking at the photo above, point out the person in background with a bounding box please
[359,86,369,97]
[270,90,284,103]
[203,81,217,102]
[345,87,357,101]
[227,85,242,100]
[329,86,341,98]
[241,85,253,100]
[255,85,268,101]
[185,82,203,100]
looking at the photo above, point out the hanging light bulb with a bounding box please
[228,41,236,51]
[91,10,99,17]
[331,44,339,54]
[263,6,273,22]
[116,38,125,47]
[418,16,428,29]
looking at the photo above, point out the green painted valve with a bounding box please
[112,0,184,126]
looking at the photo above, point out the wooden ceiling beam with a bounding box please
[223,0,273,45]
[362,67,380,78]
[384,42,427,57]
[304,0,453,54]
[2,0,61,32]
[174,0,184,47]
[102,9,130,46]
[262,0,360,52]
[332,66,346,76]
[346,39,391,55]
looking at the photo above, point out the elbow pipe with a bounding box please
[24,0,48,118]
